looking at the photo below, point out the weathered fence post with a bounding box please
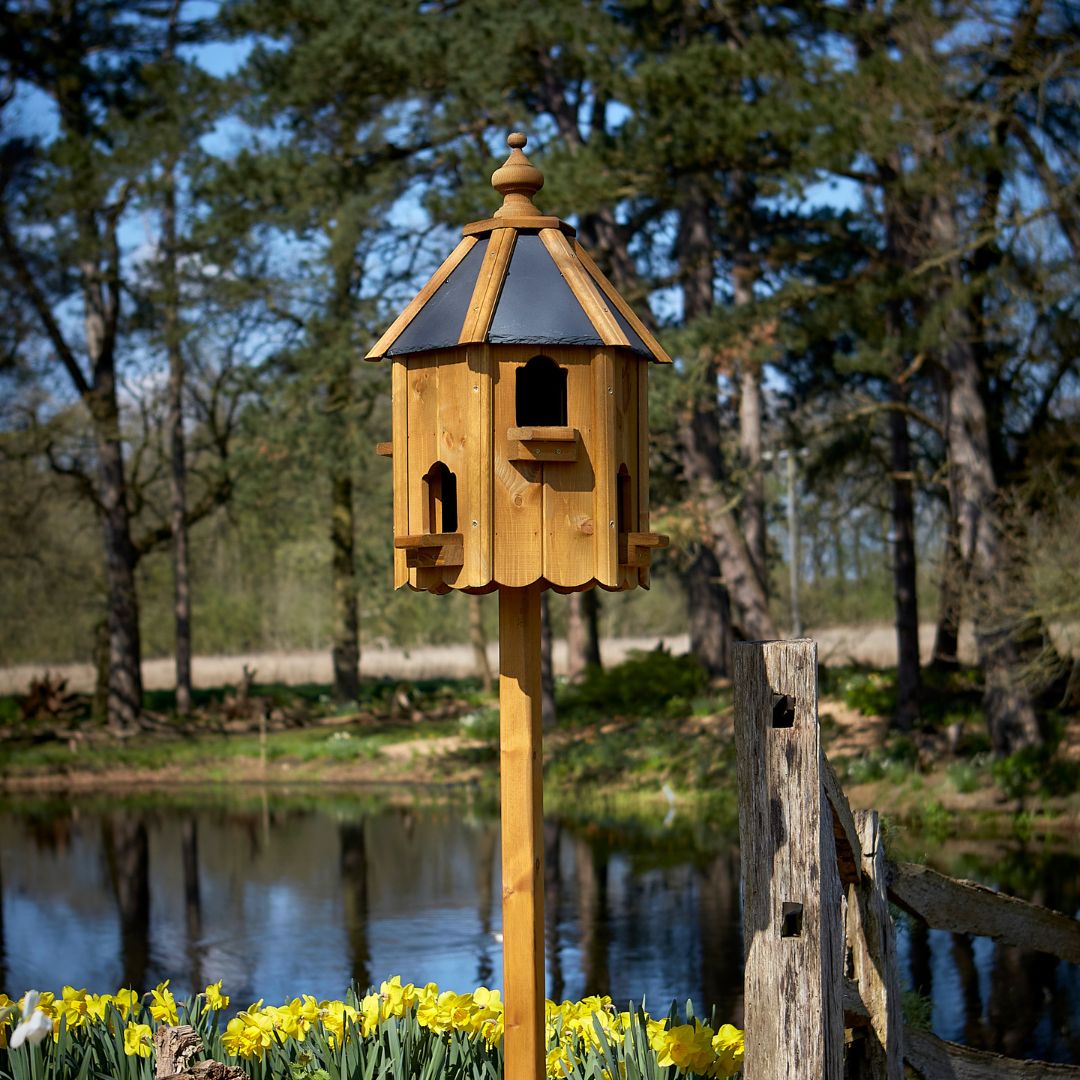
[733,639,845,1079]
[847,810,904,1079]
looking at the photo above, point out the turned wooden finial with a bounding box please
[491,131,544,218]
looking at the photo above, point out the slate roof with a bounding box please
[365,136,670,364]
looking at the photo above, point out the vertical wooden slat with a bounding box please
[636,359,651,589]
[733,639,845,1080]
[406,356,440,592]
[592,348,617,587]
[499,585,545,1080]
[468,345,494,586]
[543,348,597,589]
[613,354,638,590]
[847,810,904,1079]
[436,348,469,590]
[391,358,410,588]
[494,348,543,587]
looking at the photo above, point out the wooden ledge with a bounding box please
[462,215,576,238]
[393,533,464,568]
[619,532,670,567]
[375,442,393,457]
[508,426,578,463]
[507,425,575,442]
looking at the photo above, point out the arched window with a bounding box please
[516,355,567,427]
[423,462,458,533]
[617,464,632,536]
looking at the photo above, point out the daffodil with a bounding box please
[149,981,179,1026]
[269,996,319,1041]
[123,1022,153,1058]
[204,981,229,1012]
[222,1005,276,1059]
[57,986,90,1030]
[318,999,357,1050]
[652,1021,716,1074]
[113,988,140,1019]
[711,1023,745,1077]
[85,993,111,1023]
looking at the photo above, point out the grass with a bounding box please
[2,652,1076,834]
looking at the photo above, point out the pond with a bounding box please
[0,791,1077,1064]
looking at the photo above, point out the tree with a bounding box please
[217,0,456,702]
[1,0,237,726]
[1,1,159,729]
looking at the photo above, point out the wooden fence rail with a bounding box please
[732,638,1080,1080]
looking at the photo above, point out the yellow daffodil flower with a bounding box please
[123,1022,153,1058]
[204,981,229,1012]
[149,981,178,1026]
[113,989,140,1019]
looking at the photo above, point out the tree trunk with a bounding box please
[686,546,732,679]
[468,595,493,692]
[330,464,360,702]
[95,419,144,731]
[677,405,777,641]
[581,590,602,670]
[161,3,192,719]
[931,190,1041,751]
[540,592,557,730]
[163,149,192,718]
[566,593,587,683]
[888,361,921,731]
[732,172,767,595]
[932,493,962,668]
[946,323,1040,752]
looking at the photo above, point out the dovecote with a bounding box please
[369,133,669,595]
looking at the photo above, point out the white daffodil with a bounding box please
[10,991,53,1049]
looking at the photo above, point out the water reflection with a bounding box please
[0,795,1076,1064]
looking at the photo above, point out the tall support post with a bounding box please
[733,639,844,1079]
[499,585,545,1080]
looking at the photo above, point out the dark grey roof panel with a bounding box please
[582,263,654,359]
[386,239,488,356]
[487,233,603,347]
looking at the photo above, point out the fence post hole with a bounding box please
[733,639,845,1080]
[847,810,904,1079]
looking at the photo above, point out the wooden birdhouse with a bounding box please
[368,132,670,595]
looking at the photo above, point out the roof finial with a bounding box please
[491,131,544,218]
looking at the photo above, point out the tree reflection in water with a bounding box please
[0,796,1075,1064]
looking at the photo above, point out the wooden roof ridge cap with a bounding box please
[461,215,576,238]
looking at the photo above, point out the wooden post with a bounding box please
[847,810,904,1079]
[499,585,545,1080]
[733,639,844,1079]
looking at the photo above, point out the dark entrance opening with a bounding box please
[617,464,633,535]
[516,355,567,427]
[423,462,458,533]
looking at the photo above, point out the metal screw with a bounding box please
[472,520,478,528]
[607,386,614,395]
[609,521,615,529]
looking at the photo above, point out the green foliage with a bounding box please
[991,748,1080,802]
[559,651,709,721]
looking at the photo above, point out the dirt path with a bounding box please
[0,623,981,696]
